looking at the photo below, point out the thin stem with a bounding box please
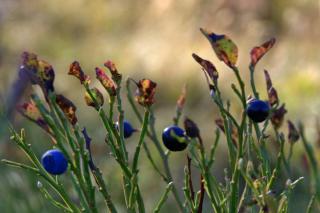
[249,65,260,99]
[91,168,118,213]
[153,182,173,213]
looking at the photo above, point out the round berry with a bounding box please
[162,125,188,151]
[41,149,68,175]
[246,99,270,123]
[116,120,136,138]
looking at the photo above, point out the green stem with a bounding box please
[153,182,173,213]
[91,168,118,213]
[129,108,150,208]
[249,65,260,99]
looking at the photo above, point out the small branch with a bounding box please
[153,182,173,213]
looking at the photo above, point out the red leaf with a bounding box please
[250,38,276,68]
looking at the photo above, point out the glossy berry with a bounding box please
[116,120,136,138]
[41,149,68,175]
[162,125,188,151]
[246,99,270,123]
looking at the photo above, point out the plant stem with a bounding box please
[153,182,173,213]
[249,65,260,99]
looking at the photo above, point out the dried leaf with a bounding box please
[264,70,273,90]
[250,38,276,68]
[135,79,157,107]
[268,87,279,107]
[264,70,279,106]
[20,52,38,84]
[192,53,218,85]
[56,94,78,125]
[287,120,300,143]
[19,52,55,95]
[271,104,287,129]
[84,87,104,109]
[104,60,122,83]
[95,67,117,96]
[38,59,55,94]
[69,61,91,84]
[200,28,238,68]
[184,117,200,138]
[17,101,51,134]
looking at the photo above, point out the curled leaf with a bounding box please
[271,104,287,129]
[84,87,104,109]
[17,101,51,134]
[69,61,91,84]
[19,52,38,84]
[104,60,122,84]
[268,87,279,107]
[95,67,117,96]
[19,52,55,95]
[192,53,218,85]
[264,70,273,90]
[37,59,55,94]
[250,38,276,68]
[184,117,200,138]
[200,28,238,68]
[56,94,78,125]
[135,79,157,107]
[287,120,300,143]
[264,70,279,106]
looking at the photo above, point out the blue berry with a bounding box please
[41,149,68,175]
[162,125,188,151]
[116,120,136,138]
[246,99,270,123]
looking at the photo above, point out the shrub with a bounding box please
[2,28,319,212]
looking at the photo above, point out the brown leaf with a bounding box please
[96,67,117,96]
[192,53,218,85]
[271,104,287,129]
[104,60,122,83]
[17,101,52,135]
[56,94,78,125]
[184,117,200,138]
[287,120,300,143]
[69,61,91,84]
[84,87,104,109]
[250,38,276,68]
[135,79,157,107]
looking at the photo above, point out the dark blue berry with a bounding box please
[41,149,68,175]
[162,125,188,151]
[246,99,270,123]
[116,120,136,138]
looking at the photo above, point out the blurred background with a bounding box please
[0,0,320,212]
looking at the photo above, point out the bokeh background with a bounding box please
[0,0,320,212]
